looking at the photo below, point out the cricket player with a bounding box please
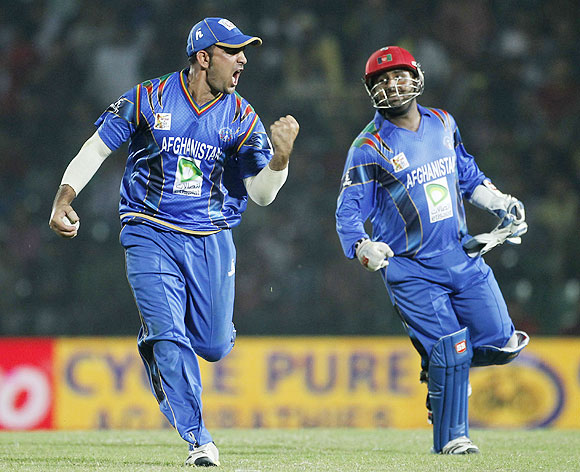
[336,46,529,454]
[49,18,299,467]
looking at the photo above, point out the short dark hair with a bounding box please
[188,45,216,65]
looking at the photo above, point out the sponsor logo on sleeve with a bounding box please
[228,259,236,277]
[107,98,125,114]
[342,172,353,188]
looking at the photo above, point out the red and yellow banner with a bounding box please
[0,337,579,430]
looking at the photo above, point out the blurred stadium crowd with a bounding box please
[0,0,578,337]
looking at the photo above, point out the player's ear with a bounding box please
[196,49,211,69]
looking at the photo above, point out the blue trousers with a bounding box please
[382,245,514,365]
[120,223,236,447]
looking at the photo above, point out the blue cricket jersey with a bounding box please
[95,69,273,234]
[336,105,486,259]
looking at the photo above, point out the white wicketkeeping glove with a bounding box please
[497,198,528,243]
[463,226,512,257]
[355,239,394,271]
[464,200,528,257]
[465,181,528,257]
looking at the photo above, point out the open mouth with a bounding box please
[232,70,242,86]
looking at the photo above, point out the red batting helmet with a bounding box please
[363,46,424,109]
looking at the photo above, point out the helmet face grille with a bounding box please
[364,73,424,109]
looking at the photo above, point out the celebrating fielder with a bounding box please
[50,17,299,467]
[336,46,528,454]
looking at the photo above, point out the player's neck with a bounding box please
[382,101,421,132]
[187,68,220,106]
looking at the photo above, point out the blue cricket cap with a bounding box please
[186,18,262,57]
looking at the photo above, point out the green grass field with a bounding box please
[0,429,579,471]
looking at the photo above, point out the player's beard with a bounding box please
[381,99,415,118]
[206,57,236,95]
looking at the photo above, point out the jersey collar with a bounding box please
[180,69,224,116]
[374,104,426,139]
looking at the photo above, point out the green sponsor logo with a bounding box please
[426,183,448,206]
[178,158,202,182]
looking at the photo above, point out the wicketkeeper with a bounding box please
[336,45,529,454]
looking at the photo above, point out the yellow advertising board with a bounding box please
[199,337,425,429]
[54,338,167,430]
[53,337,580,430]
[469,338,580,428]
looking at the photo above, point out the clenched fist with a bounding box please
[269,115,299,170]
[49,184,80,238]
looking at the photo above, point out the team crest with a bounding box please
[443,135,454,150]
[154,113,172,130]
[219,127,234,143]
[391,152,410,172]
